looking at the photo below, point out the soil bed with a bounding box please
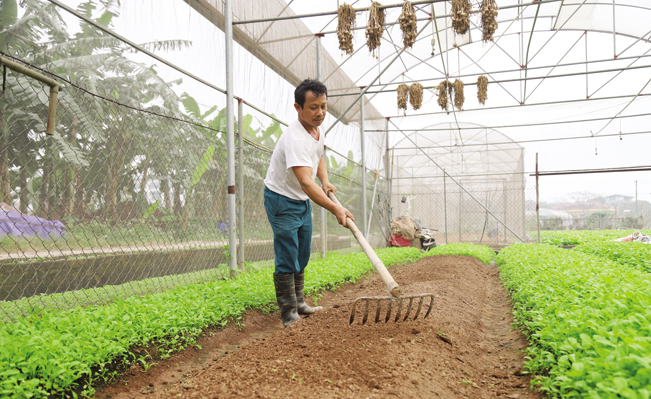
[94,255,542,399]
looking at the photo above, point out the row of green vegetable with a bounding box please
[536,229,651,246]
[497,244,651,398]
[1,246,436,398]
[574,241,651,272]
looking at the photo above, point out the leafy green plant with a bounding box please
[573,241,651,272]
[536,229,651,246]
[497,244,651,398]
[0,247,419,398]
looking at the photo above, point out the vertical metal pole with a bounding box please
[360,87,368,239]
[316,34,327,258]
[225,0,238,277]
[458,181,462,242]
[388,148,394,239]
[635,180,638,216]
[385,118,391,242]
[237,99,245,270]
[612,0,616,58]
[503,181,507,242]
[536,153,541,244]
[585,32,589,98]
[443,172,448,244]
[366,174,379,237]
[46,86,59,135]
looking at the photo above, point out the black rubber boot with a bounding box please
[273,273,301,328]
[294,271,322,315]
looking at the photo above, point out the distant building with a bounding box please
[604,194,634,204]
[540,208,574,229]
[552,202,616,216]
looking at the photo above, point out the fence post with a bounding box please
[237,99,245,270]
[225,0,238,277]
[360,87,368,239]
[317,33,327,258]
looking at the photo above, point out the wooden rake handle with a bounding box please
[328,192,401,298]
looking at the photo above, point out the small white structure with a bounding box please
[539,208,574,230]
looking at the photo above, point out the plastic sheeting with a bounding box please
[0,204,66,240]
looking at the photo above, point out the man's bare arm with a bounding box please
[316,156,336,196]
[293,166,354,227]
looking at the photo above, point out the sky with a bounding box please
[52,0,651,204]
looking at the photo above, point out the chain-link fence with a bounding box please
[391,176,534,248]
[0,52,390,322]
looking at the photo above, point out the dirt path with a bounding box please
[93,255,541,399]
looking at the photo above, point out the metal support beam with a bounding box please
[458,182,462,242]
[225,0,238,277]
[360,87,368,239]
[385,118,391,243]
[366,172,379,238]
[47,86,59,136]
[536,153,541,244]
[237,99,245,270]
[0,56,63,136]
[612,0,617,58]
[317,33,327,259]
[443,172,448,245]
[232,0,441,25]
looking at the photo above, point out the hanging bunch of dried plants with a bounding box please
[480,0,499,42]
[477,75,488,105]
[452,0,472,35]
[398,1,418,49]
[337,3,356,55]
[397,83,409,112]
[366,1,385,57]
[409,83,423,110]
[451,0,471,36]
[453,79,465,109]
[437,80,450,111]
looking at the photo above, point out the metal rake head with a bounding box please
[349,294,434,325]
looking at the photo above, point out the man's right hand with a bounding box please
[334,205,355,228]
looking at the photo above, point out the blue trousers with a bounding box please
[264,187,313,275]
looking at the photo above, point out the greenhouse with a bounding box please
[1,0,650,397]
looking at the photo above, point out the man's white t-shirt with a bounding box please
[264,119,324,201]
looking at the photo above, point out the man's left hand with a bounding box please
[322,182,337,197]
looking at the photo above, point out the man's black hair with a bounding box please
[295,79,327,108]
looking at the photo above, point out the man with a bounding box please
[264,79,355,328]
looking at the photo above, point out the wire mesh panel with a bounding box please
[389,124,530,248]
[0,58,244,320]
[0,54,387,321]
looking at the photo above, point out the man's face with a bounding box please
[295,90,327,129]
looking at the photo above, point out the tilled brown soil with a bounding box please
[94,255,541,399]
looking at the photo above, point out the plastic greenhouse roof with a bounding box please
[55,0,649,199]
[188,0,651,123]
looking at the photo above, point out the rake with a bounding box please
[328,192,434,325]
